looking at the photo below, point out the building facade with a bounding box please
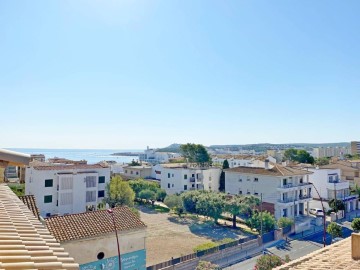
[25,164,111,217]
[225,164,313,220]
[312,147,351,159]
[307,167,358,212]
[46,207,146,270]
[158,164,221,194]
[121,165,152,179]
[351,141,360,156]
[139,146,181,164]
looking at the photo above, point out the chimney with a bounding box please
[265,159,269,170]
[352,233,360,260]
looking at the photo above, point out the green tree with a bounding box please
[164,194,184,217]
[156,189,167,201]
[284,148,314,164]
[129,159,141,166]
[351,218,360,232]
[105,176,135,207]
[128,179,160,198]
[181,190,202,213]
[195,261,220,270]
[196,193,224,223]
[315,157,330,166]
[277,217,294,228]
[138,189,156,204]
[247,211,275,233]
[255,255,283,270]
[225,196,245,228]
[326,222,343,241]
[351,184,360,197]
[329,199,345,212]
[180,143,211,164]
[219,160,229,192]
[242,196,261,216]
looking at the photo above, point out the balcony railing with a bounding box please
[278,198,295,203]
[280,183,293,189]
[189,177,196,182]
[298,194,311,200]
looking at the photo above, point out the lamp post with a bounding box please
[107,208,121,270]
[309,182,327,247]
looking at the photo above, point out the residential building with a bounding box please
[46,207,146,270]
[4,165,18,179]
[267,150,285,163]
[25,164,111,217]
[351,141,360,155]
[307,167,358,212]
[312,146,351,158]
[30,153,46,162]
[121,165,152,179]
[225,162,313,221]
[158,163,221,194]
[212,155,276,168]
[275,233,360,270]
[139,146,181,164]
[321,162,360,187]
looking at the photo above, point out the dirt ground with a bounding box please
[138,205,249,266]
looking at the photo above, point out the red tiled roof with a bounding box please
[33,164,108,170]
[225,164,312,176]
[45,206,146,242]
[18,195,40,219]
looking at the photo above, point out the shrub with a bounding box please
[193,242,218,252]
[277,217,294,228]
[255,254,283,270]
[196,261,220,270]
[352,218,360,232]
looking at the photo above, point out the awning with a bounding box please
[0,149,30,166]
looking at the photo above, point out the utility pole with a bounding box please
[334,182,337,221]
[260,193,264,253]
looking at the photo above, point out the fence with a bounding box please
[146,235,259,270]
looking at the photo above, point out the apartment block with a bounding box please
[158,164,221,194]
[351,141,360,156]
[225,163,313,220]
[25,164,111,217]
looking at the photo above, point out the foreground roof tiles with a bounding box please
[275,237,360,270]
[46,207,146,242]
[18,195,40,220]
[225,164,312,176]
[0,184,78,269]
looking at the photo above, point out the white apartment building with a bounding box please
[25,164,111,217]
[312,147,351,159]
[158,164,221,194]
[307,167,358,212]
[212,156,276,168]
[139,146,181,164]
[225,163,313,220]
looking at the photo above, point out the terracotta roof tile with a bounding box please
[45,207,146,242]
[18,195,40,220]
[0,184,78,269]
[33,164,108,170]
[275,237,360,269]
[225,164,312,176]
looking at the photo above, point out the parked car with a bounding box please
[309,208,324,216]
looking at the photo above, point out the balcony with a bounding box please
[277,198,295,206]
[298,194,312,202]
[277,183,297,191]
[189,177,196,183]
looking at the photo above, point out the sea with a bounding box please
[6,148,142,164]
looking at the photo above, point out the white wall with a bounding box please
[25,166,110,217]
[62,229,146,265]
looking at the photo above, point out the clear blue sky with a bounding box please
[1,1,359,149]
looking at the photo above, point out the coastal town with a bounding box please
[1,142,360,269]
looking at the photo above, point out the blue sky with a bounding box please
[1,1,359,149]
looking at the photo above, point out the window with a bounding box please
[85,176,97,188]
[239,190,242,195]
[125,170,128,173]
[45,179,53,187]
[60,193,73,205]
[172,184,174,187]
[44,195,52,203]
[136,171,139,175]
[168,183,170,188]
[98,190,105,198]
[168,173,171,178]
[192,184,195,187]
[86,191,96,202]
[184,185,187,190]
[254,178,259,182]
[254,192,259,195]
[184,174,188,180]
[192,174,195,177]
[98,176,105,184]
[172,174,174,177]
[130,171,133,175]
[238,179,242,182]
[60,176,73,190]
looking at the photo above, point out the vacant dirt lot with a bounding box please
[138,205,249,266]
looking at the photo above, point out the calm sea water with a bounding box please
[6,148,142,164]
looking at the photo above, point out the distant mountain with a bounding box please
[156,143,182,153]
